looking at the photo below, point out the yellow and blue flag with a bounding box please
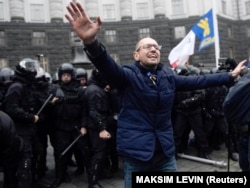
[192,9,215,51]
[168,9,216,68]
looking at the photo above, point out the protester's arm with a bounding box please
[66,2,128,90]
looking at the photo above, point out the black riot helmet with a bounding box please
[0,67,15,85]
[76,68,88,80]
[218,58,237,72]
[91,68,109,87]
[36,67,45,79]
[45,72,52,83]
[175,65,190,76]
[15,58,39,79]
[58,63,75,80]
[225,58,237,71]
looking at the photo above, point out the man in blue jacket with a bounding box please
[65,2,246,188]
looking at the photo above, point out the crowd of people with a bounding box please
[0,1,249,188]
[0,59,119,188]
[172,60,242,162]
[64,2,249,188]
[0,55,247,188]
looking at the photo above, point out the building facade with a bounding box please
[0,0,250,74]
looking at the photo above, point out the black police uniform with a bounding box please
[84,69,115,188]
[34,74,55,180]
[4,58,40,188]
[49,63,88,188]
[0,110,23,188]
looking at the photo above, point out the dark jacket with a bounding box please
[174,89,205,116]
[4,75,39,136]
[85,77,112,132]
[84,40,235,161]
[223,72,250,125]
[49,80,87,131]
[0,110,23,164]
[205,85,228,117]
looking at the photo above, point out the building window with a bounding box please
[32,31,46,46]
[30,4,45,22]
[174,26,186,39]
[103,4,115,21]
[139,28,150,39]
[110,53,120,64]
[222,0,227,14]
[246,1,250,15]
[227,26,232,38]
[105,30,116,43]
[0,58,8,68]
[172,0,184,15]
[38,56,50,73]
[0,31,5,46]
[136,3,149,19]
[0,2,4,21]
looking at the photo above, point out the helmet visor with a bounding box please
[19,59,39,74]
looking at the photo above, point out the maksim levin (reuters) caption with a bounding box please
[132,172,249,188]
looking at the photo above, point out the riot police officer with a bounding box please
[3,58,41,188]
[0,67,15,109]
[49,63,88,188]
[84,69,114,188]
[173,65,211,159]
[76,67,88,87]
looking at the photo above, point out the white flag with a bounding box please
[168,30,196,68]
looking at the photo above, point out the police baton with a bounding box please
[60,133,82,158]
[36,94,53,115]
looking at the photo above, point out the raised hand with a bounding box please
[231,59,247,78]
[65,2,102,44]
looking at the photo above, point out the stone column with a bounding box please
[153,0,166,19]
[120,0,132,21]
[49,0,63,23]
[85,0,98,20]
[9,0,25,22]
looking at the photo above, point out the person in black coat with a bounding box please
[173,66,210,159]
[0,110,24,188]
[33,67,55,180]
[4,58,41,188]
[0,67,15,109]
[84,69,114,188]
[49,63,88,188]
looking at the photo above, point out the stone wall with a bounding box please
[0,16,245,74]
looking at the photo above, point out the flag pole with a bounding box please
[212,0,220,68]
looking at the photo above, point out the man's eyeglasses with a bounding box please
[136,44,162,51]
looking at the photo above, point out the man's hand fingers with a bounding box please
[240,59,247,65]
[65,5,75,22]
[76,2,87,18]
[70,2,81,17]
